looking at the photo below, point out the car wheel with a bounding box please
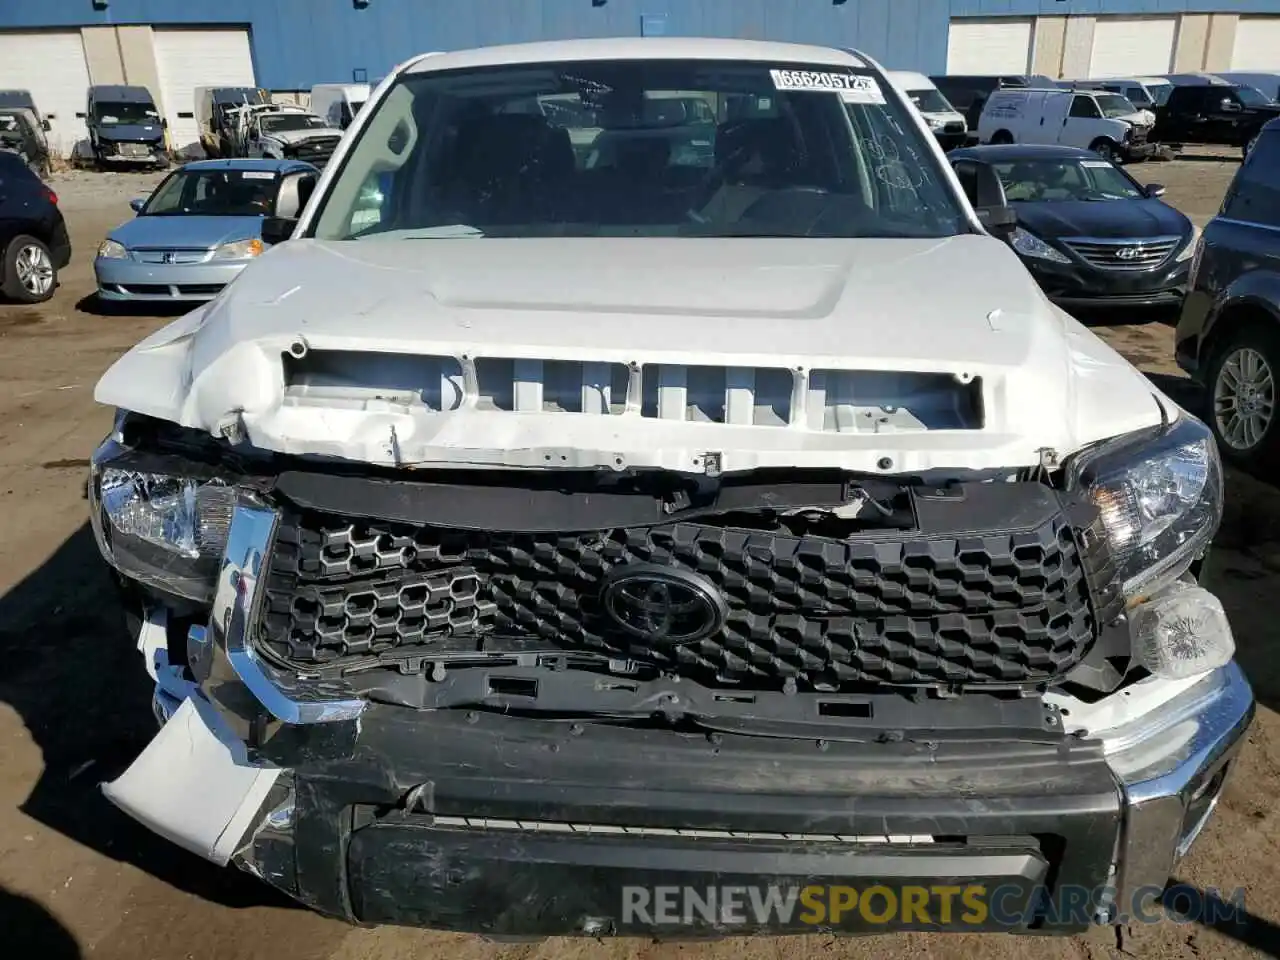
[1208,324,1280,470]
[990,130,1014,145]
[1089,139,1117,163]
[1,234,57,304]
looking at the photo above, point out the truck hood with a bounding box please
[265,128,341,146]
[95,235,1171,475]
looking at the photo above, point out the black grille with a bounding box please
[287,137,339,166]
[258,486,1110,689]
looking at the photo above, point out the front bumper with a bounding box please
[95,256,248,302]
[1022,254,1190,311]
[98,506,1254,936]
[96,142,166,165]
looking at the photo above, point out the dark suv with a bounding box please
[1153,83,1280,156]
[1175,118,1280,467]
[0,150,70,303]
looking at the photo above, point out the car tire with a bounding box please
[1207,323,1280,471]
[1,234,57,304]
[990,130,1014,145]
[1089,138,1118,163]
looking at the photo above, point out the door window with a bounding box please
[1069,96,1100,119]
[1222,130,1280,228]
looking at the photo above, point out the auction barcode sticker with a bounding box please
[770,69,886,104]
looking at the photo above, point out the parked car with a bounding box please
[887,71,970,149]
[1152,82,1280,156]
[950,144,1195,314]
[195,86,268,158]
[85,38,1251,938]
[0,89,49,133]
[0,107,51,177]
[84,84,168,169]
[978,87,1155,163]
[1212,72,1280,102]
[93,158,318,305]
[1066,76,1173,109]
[310,82,371,130]
[241,105,342,167]
[928,74,1056,133]
[1175,118,1280,468]
[0,151,69,303]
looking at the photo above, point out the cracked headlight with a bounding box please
[1066,412,1223,598]
[88,437,235,601]
[1011,227,1071,263]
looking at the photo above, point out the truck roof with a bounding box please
[90,85,155,102]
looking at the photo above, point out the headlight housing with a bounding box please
[98,239,128,260]
[1066,412,1223,598]
[1011,227,1071,263]
[212,238,264,260]
[1176,224,1202,262]
[89,436,236,601]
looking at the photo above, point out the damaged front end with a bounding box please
[87,402,1252,935]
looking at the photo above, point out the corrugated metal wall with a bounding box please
[3,0,1280,89]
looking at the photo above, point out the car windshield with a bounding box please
[261,113,329,133]
[310,58,968,241]
[1235,85,1272,106]
[993,158,1144,202]
[1095,94,1137,118]
[94,101,160,125]
[142,168,280,216]
[1120,87,1153,107]
[1149,84,1173,106]
[905,88,953,113]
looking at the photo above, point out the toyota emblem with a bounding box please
[601,565,727,645]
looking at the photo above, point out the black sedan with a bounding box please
[949,144,1197,314]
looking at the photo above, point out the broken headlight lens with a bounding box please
[89,465,235,602]
[1067,412,1223,598]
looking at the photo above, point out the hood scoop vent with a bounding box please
[281,349,985,434]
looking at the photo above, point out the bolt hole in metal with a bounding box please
[15,244,54,297]
[1215,346,1275,451]
[288,338,309,360]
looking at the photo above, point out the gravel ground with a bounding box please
[1,150,1279,960]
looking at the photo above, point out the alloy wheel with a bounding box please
[1214,346,1276,452]
[14,243,54,298]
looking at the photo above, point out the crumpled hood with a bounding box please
[95,235,1170,474]
[264,128,341,146]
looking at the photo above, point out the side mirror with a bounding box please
[1222,99,1242,113]
[129,197,146,213]
[272,169,318,220]
[954,160,1018,241]
[261,216,297,246]
[1144,183,1167,198]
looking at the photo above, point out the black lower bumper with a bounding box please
[244,707,1127,936]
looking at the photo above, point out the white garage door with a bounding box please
[947,19,1033,75]
[1089,17,1177,77]
[0,30,92,158]
[1231,17,1280,69]
[154,28,255,158]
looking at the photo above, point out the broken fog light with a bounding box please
[91,467,235,602]
[1065,413,1222,597]
[1129,581,1234,679]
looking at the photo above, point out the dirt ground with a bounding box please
[3,152,1280,960]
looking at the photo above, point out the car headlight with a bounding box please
[212,238,264,260]
[1067,412,1223,598]
[1010,227,1071,263]
[927,116,945,130]
[1176,224,1202,262]
[1066,413,1230,678]
[98,239,128,260]
[88,438,235,601]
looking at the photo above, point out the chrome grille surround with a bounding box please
[1061,235,1182,271]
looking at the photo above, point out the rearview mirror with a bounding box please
[129,197,146,213]
[1144,183,1167,198]
[261,216,297,246]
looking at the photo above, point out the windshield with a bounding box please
[905,88,954,114]
[1150,84,1173,106]
[1095,94,1138,118]
[1118,86,1153,107]
[142,168,280,216]
[310,59,968,241]
[261,113,330,133]
[993,158,1144,202]
[1235,85,1273,106]
[94,101,160,125]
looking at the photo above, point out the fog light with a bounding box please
[1130,582,1234,680]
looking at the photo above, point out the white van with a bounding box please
[1061,76,1171,113]
[885,71,970,149]
[309,83,371,130]
[979,87,1155,163]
